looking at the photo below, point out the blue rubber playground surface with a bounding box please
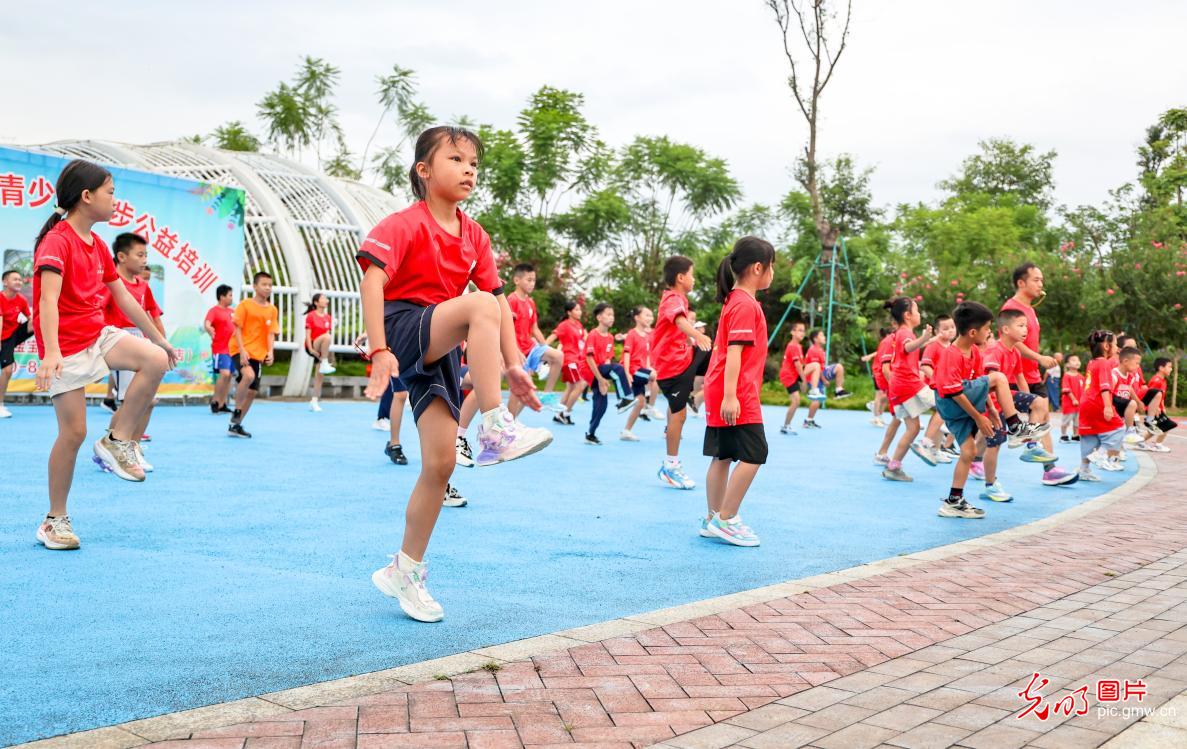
[0,399,1136,745]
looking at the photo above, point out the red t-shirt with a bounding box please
[805,343,827,370]
[1061,371,1085,414]
[355,201,502,306]
[507,292,538,356]
[982,339,1023,385]
[103,274,161,329]
[920,339,947,387]
[586,328,615,367]
[873,334,894,390]
[623,328,651,377]
[33,222,119,358]
[704,290,768,427]
[934,343,983,398]
[652,289,692,380]
[205,305,234,355]
[1079,357,1124,435]
[1,291,31,339]
[305,311,332,341]
[1147,374,1168,414]
[552,318,587,368]
[888,327,925,407]
[1112,368,1141,400]
[1000,297,1042,385]
[779,341,804,387]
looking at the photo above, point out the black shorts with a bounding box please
[785,383,801,396]
[657,348,710,414]
[304,344,320,363]
[1142,389,1161,407]
[384,300,464,423]
[704,423,768,465]
[1,326,33,368]
[1112,396,1132,415]
[233,358,262,391]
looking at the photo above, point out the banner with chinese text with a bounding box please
[0,145,245,394]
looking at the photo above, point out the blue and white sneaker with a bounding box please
[807,387,827,402]
[538,392,563,411]
[658,462,696,489]
[699,517,714,537]
[910,441,939,467]
[1020,444,1058,464]
[706,513,760,547]
[979,481,1013,502]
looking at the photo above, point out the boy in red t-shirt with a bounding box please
[0,269,34,418]
[918,314,956,464]
[1078,331,1126,478]
[620,305,655,440]
[507,263,564,415]
[583,303,632,445]
[1138,357,1176,452]
[304,292,334,412]
[1112,347,1145,445]
[778,320,807,434]
[1059,355,1085,443]
[701,238,774,547]
[653,255,712,490]
[801,329,851,428]
[203,284,236,414]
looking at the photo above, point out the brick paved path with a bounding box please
[19,449,1184,749]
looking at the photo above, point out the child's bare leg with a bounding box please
[832,364,845,391]
[952,436,976,489]
[48,389,87,517]
[625,395,645,431]
[983,446,1001,484]
[720,461,761,520]
[313,370,324,398]
[987,372,1018,419]
[401,399,455,560]
[803,362,821,390]
[783,391,800,427]
[0,363,13,406]
[390,391,408,445]
[424,292,502,412]
[105,338,167,442]
[892,415,920,462]
[543,348,563,393]
[878,416,902,456]
[1124,400,1138,429]
[459,389,478,430]
[666,407,688,455]
[706,458,729,517]
[924,411,944,445]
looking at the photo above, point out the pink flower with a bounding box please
[1178,271,1185,277]
[914,295,923,301]
[1106,288,1115,295]
[1135,263,1142,270]
[950,279,959,286]
[900,271,908,279]
[1176,303,1183,310]
[1153,241,1164,249]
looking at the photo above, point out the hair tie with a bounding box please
[53,206,66,216]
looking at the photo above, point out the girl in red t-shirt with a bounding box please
[31,160,179,551]
[304,292,335,411]
[547,300,589,425]
[878,296,934,482]
[1059,355,1085,442]
[621,305,655,440]
[358,127,551,623]
[1078,331,1125,478]
[702,236,775,547]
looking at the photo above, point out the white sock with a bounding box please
[397,550,421,568]
[457,426,467,438]
[665,455,679,467]
[481,407,503,430]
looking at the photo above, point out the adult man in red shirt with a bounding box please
[1000,263,1077,486]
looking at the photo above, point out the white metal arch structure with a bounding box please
[28,140,402,396]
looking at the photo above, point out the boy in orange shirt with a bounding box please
[228,271,279,438]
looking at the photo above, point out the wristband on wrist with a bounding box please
[365,346,392,361]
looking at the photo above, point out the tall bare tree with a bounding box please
[766,0,853,248]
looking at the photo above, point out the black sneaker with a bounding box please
[834,389,853,400]
[209,401,219,414]
[217,403,232,413]
[227,423,252,438]
[553,413,569,426]
[803,419,821,429]
[639,411,652,422]
[1060,435,1071,443]
[1071,435,1080,442]
[385,443,408,465]
[941,445,960,457]
[937,498,985,519]
[616,398,634,414]
[584,433,603,445]
[101,398,118,414]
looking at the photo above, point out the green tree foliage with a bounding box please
[210,121,261,152]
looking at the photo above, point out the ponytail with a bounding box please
[304,292,324,315]
[34,159,112,250]
[884,296,913,324]
[715,235,776,303]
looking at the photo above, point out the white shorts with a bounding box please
[47,326,130,398]
[112,327,144,401]
[893,386,936,420]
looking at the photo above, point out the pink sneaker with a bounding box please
[969,461,985,481]
[1042,465,1080,486]
[476,410,553,466]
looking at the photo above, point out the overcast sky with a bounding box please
[2,1,1183,217]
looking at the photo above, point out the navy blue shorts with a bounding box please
[631,368,651,397]
[383,300,463,423]
[1011,390,1039,413]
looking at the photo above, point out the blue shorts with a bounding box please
[631,368,652,397]
[383,300,464,423]
[212,353,233,374]
[823,364,839,382]
[1012,390,1039,413]
[936,376,990,449]
[524,343,548,373]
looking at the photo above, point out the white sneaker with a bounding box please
[476,410,553,466]
[309,398,322,412]
[455,435,475,467]
[134,442,153,473]
[1100,457,1125,472]
[1154,444,1171,453]
[0,405,11,418]
[869,416,886,428]
[372,554,444,622]
[648,406,664,420]
[1078,467,1101,482]
[372,418,390,431]
[443,483,468,508]
[620,429,640,442]
[1123,429,1142,445]
[318,361,336,375]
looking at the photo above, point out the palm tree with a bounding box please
[360,65,417,174]
[210,121,261,152]
[257,82,313,157]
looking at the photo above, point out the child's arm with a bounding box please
[921,364,935,380]
[108,280,178,365]
[531,321,547,345]
[881,361,891,382]
[544,332,558,346]
[153,314,166,337]
[496,294,541,409]
[951,392,994,436]
[587,350,608,393]
[719,345,744,425]
[1015,373,1030,393]
[360,266,397,399]
[622,347,632,377]
[33,273,63,390]
[675,314,711,351]
[860,351,877,362]
[903,326,933,353]
[266,318,277,365]
[1015,341,1056,370]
